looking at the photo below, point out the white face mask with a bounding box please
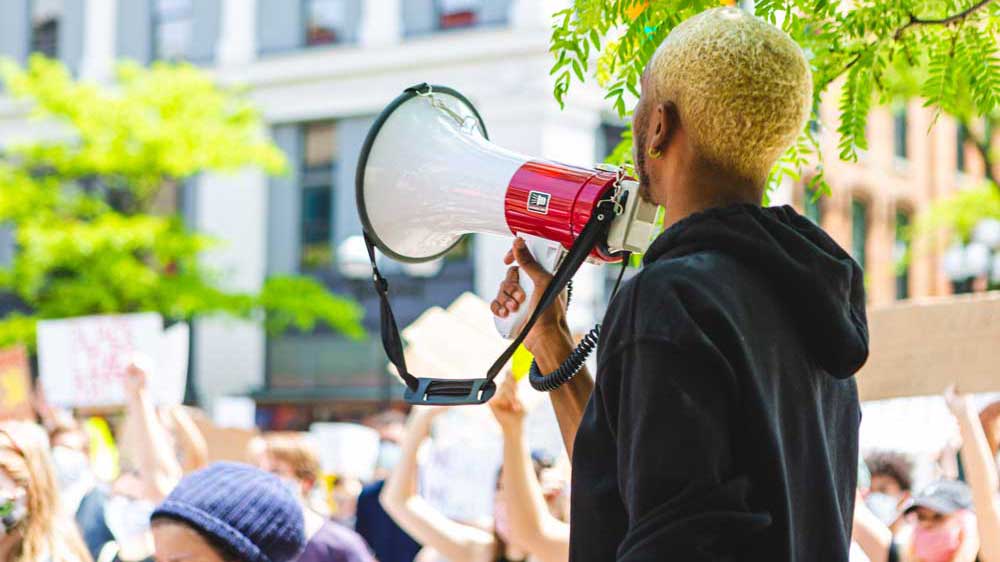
[52,446,91,491]
[103,495,155,560]
[864,492,900,526]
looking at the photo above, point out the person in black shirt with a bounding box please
[490,7,868,561]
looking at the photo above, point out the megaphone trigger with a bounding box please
[494,234,565,339]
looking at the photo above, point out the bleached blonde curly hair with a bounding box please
[648,7,812,183]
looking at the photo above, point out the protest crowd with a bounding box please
[0,343,993,562]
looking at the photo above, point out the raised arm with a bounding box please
[123,357,183,501]
[489,376,569,562]
[945,386,999,562]
[852,491,892,562]
[380,407,494,562]
[491,238,595,458]
[166,406,208,473]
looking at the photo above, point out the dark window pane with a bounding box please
[598,123,626,161]
[804,186,822,225]
[851,199,868,270]
[957,124,967,172]
[306,0,348,46]
[31,0,62,58]
[153,0,193,60]
[809,101,820,134]
[300,122,336,269]
[893,107,908,160]
[894,210,910,300]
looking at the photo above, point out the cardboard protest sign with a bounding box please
[213,396,257,430]
[857,292,1000,401]
[395,293,510,381]
[189,408,258,464]
[37,313,187,408]
[310,422,380,481]
[0,346,33,420]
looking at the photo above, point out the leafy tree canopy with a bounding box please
[0,56,364,349]
[550,0,999,203]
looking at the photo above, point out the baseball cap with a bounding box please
[903,480,973,515]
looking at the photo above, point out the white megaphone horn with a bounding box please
[356,84,658,405]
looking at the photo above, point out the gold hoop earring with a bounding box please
[648,147,662,159]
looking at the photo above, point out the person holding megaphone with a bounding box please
[490,8,869,562]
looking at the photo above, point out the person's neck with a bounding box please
[657,169,762,231]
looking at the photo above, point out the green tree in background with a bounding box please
[0,56,364,349]
[549,0,999,205]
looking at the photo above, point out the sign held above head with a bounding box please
[356,83,659,405]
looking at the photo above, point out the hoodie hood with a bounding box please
[643,203,868,378]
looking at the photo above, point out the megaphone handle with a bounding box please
[494,234,565,339]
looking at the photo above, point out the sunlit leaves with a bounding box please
[0,57,363,348]
[549,0,1000,200]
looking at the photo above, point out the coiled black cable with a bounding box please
[528,253,631,392]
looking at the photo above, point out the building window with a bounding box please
[803,185,822,225]
[598,122,627,162]
[153,0,194,60]
[437,0,479,29]
[305,0,349,46]
[809,101,820,134]
[435,0,507,30]
[893,105,908,160]
[851,198,868,270]
[957,123,968,172]
[30,0,61,58]
[894,210,910,300]
[300,122,336,270]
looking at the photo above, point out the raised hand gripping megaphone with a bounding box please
[356,84,658,405]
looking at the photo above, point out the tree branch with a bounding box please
[894,0,996,40]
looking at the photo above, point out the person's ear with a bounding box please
[647,101,678,158]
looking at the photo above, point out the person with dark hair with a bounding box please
[355,481,421,562]
[150,462,305,562]
[864,451,915,530]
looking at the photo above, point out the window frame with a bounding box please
[894,207,912,300]
[298,121,337,271]
[850,197,869,271]
[151,0,195,61]
[29,0,61,59]
[303,0,351,47]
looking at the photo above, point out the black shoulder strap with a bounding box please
[363,199,617,405]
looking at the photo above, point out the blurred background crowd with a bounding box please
[0,0,998,561]
[0,357,994,562]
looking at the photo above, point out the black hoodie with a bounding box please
[569,204,868,561]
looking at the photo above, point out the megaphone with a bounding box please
[356,84,658,405]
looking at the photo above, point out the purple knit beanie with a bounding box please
[152,462,305,562]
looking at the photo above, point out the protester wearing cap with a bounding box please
[151,462,305,562]
[895,480,979,562]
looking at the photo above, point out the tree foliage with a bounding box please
[0,56,364,349]
[550,0,1000,201]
